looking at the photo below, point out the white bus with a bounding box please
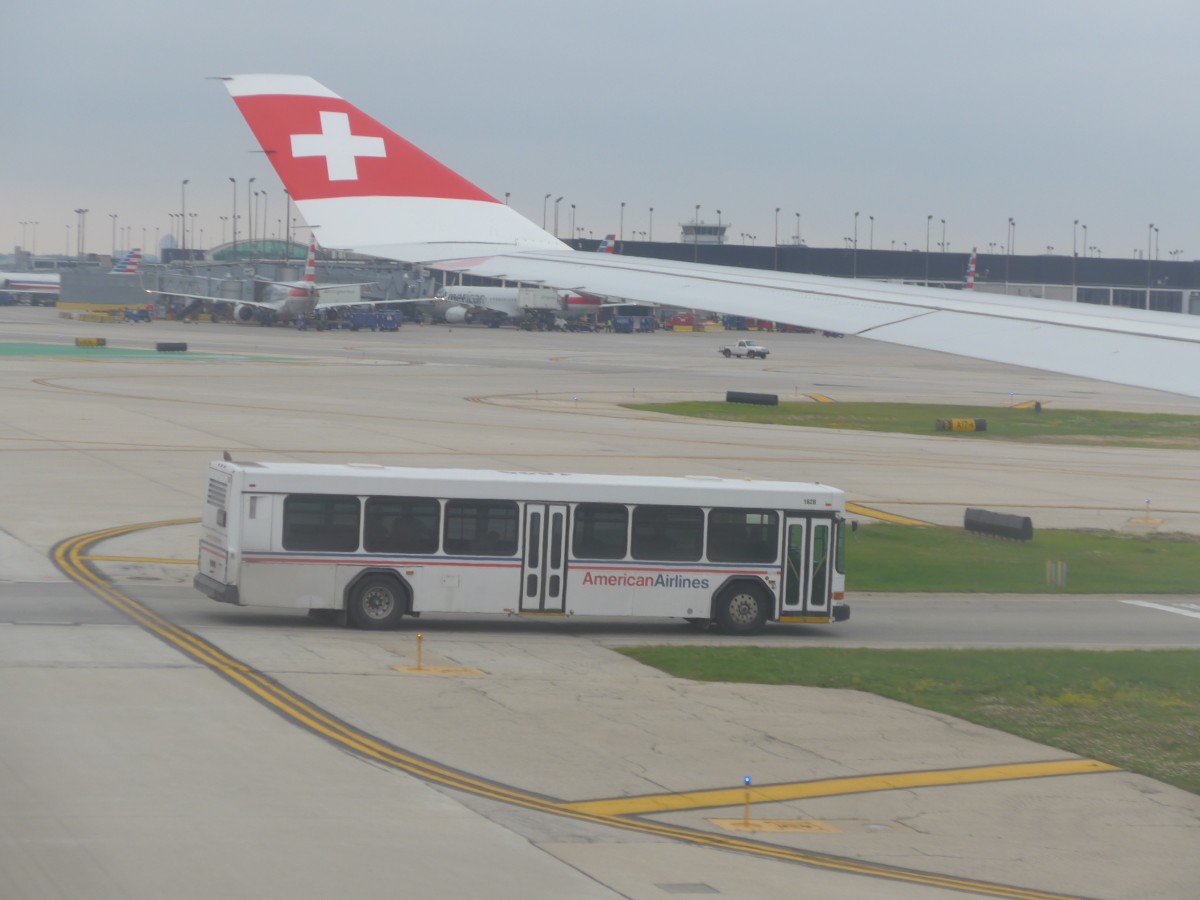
[194,461,850,634]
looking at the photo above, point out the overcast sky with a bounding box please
[5,0,1198,261]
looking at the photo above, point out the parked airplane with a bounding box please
[153,238,378,323]
[428,284,604,327]
[429,238,620,325]
[221,74,1200,397]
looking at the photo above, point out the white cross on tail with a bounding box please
[291,111,386,181]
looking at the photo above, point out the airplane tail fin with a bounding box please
[109,248,143,274]
[964,248,977,290]
[597,234,617,253]
[221,74,566,262]
[304,238,317,284]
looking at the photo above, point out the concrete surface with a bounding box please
[1,307,1198,899]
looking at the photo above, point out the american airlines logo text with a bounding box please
[582,572,710,590]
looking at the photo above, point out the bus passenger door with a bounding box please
[781,518,807,613]
[806,520,831,615]
[521,504,568,612]
[781,517,832,616]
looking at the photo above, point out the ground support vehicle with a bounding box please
[194,462,849,634]
[719,339,769,359]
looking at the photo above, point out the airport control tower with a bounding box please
[679,221,730,244]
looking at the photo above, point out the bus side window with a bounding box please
[444,499,519,556]
[282,494,361,552]
[631,505,703,561]
[363,496,440,554]
[707,509,779,563]
[572,503,628,559]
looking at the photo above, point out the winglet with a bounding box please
[222,74,566,261]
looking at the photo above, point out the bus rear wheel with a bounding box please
[348,575,408,629]
[715,583,768,635]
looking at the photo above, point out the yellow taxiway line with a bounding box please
[845,501,936,526]
[564,758,1119,817]
[52,519,1108,900]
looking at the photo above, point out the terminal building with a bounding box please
[49,235,1200,321]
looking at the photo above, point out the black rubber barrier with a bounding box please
[155,342,188,352]
[964,507,1033,541]
[726,391,778,406]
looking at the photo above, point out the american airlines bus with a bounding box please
[194,461,850,634]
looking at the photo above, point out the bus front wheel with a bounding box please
[348,575,408,629]
[715,584,768,635]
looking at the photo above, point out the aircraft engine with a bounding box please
[443,306,469,324]
[235,304,257,322]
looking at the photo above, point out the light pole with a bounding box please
[30,221,37,255]
[261,189,268,243]
[1082,224,1087,258]
[619,201,625,242]
[1006,218,1015,287]
[109,213,117,257]
[1147,223,1154,286]
[180,179,189,251]
[220,216,228,245]
[869,214,874,250]
[940,219,946,256]
[553,196,563,237]
[543,194,551,229]
[141,226,145,253]
[694,205,700,262]
[504,192,510,206]
[648,207,653,242]
[794,212,800,245]
[19,221,28,249]
[716,209,722,244]
[925,214,932,285]
[1072,219,1078,286]
[189,213,198,250]
[74,208,88,257]
[774,207,780,270]
[284,188,293,251]
[247,177,256,253]
[229,178,238,248]
[570,203,575,241]
[853,211,859,278]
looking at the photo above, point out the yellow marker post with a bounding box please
[416,633,423,671]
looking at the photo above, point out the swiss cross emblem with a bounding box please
[290,111,386,181]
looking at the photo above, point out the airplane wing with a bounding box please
[222,74,1200,398]
[144,289,281,310]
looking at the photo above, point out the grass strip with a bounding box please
[847,524,1199,593]
[624,400,1200,449]
[619,646,1200,795]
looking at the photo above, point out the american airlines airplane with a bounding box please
[153,237,377,323]
[220,74,1200,398]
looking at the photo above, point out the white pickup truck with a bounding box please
[718,339,769,359]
